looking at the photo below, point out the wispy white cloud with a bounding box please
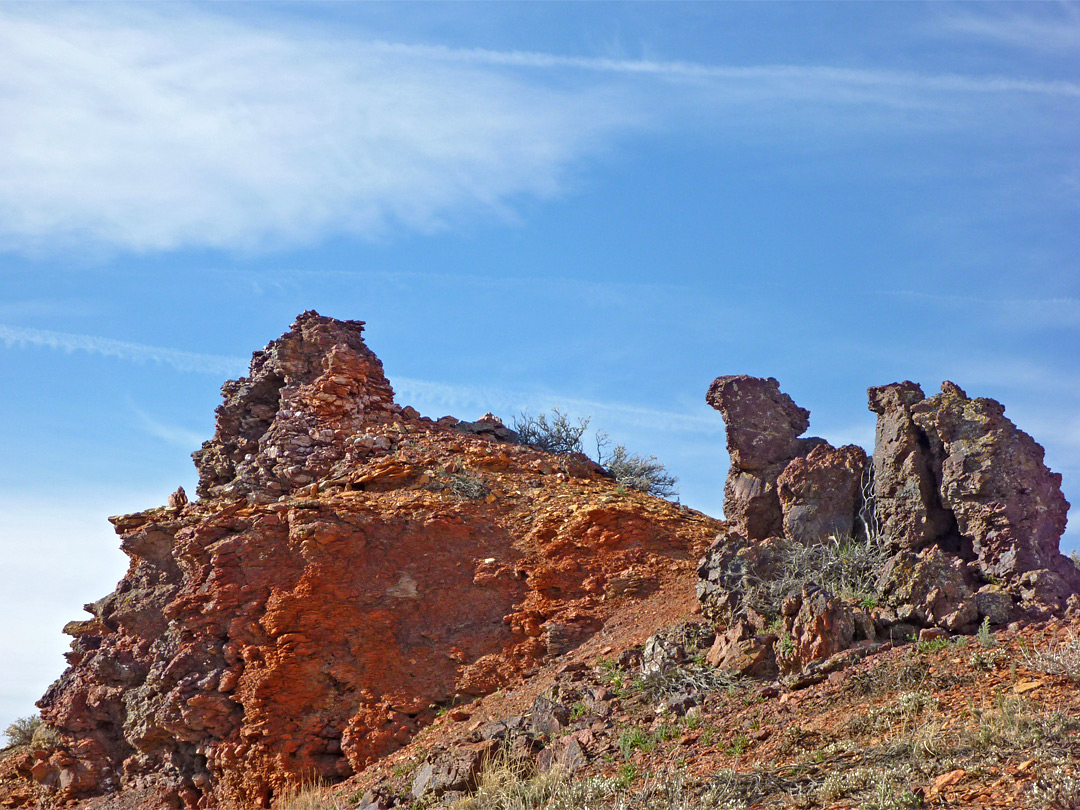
[0,6,638,254]
[0,324,246,376]
[937,8,1080,54]
[379,41,1080,99]
[0,5,1075,255]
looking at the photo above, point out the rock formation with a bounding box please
[777,443,867,545]
[705,375,817,540]
[26,313,720,809]
[192,312,397,501]
[867,381,954,551]
[700,375,1079,680]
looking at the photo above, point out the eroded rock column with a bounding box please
[706,375,816,540]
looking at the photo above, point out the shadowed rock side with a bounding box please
[699,375,1079,682]
[26,313,721,809]
[872,380,1077,604]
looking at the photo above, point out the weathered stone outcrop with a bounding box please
[911,382,1073,586]
[775,586,855,676]
[867,381,956,551]
[705,375,816,540]
[875,547,979,632]
[192,311,398,501]
[30,314,721,809]
[870,380,1079,604]
[700,375,1078,680]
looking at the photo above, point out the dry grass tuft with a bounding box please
[273,777,349,810]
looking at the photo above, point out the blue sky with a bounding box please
[1,1,1078,733]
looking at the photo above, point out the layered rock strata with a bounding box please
[29,313,720,809]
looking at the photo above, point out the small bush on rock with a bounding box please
[512,409,678,499]
[511,409,590,456]
[739,533,891,621]
[603,444,678,499]
[447,472,490,500]
[3,714,41,748]
[1024,632,1080,683]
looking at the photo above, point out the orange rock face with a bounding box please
[29,313,720,808]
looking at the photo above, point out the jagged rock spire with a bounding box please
[192,311,397,500]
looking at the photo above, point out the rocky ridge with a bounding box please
[1,313,719,809]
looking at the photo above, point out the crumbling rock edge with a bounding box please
[9,312,720,810]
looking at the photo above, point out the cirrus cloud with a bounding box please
[0,6,640,254]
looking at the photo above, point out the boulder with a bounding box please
[696,534,791,626]
[975,588,1015,625]
[411,742,494,799]
[877,547,978,632]
[705,622,778,678]
[777,443,868,544]
[775,586,854,676]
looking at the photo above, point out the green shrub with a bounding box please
[603,444,678,499]
[4,714,41,748]
[512,409,678,500]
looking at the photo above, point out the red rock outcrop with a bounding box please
[27,313,721,809]
[867,382,955,551]
[872,380,1079,607]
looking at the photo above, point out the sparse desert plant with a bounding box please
[963,695,1075,751]
[618,726,656,759]
[975,616,995,648]
[601,443,678,499]
[638,662,738,701]
[454,760,750,810]
[511,409,590,456]
[512,409,678,500]
[1024,631,1080,682]
[447,471,490,500]
[3,714,42,748]
[273,776,349,810]
[1031,768,1080,810]
[736,531,891,621]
